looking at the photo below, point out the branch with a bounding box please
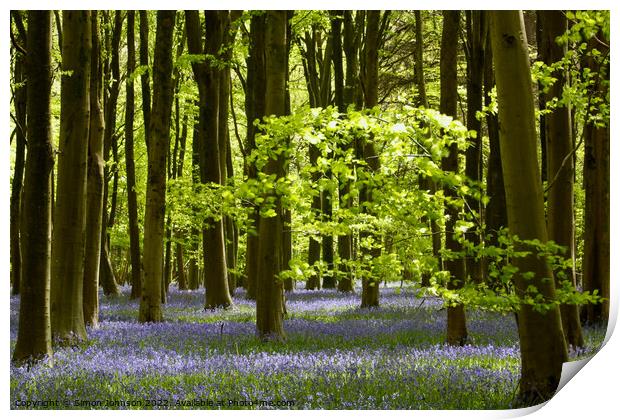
[10,30,26,56]
[229,76,246,160]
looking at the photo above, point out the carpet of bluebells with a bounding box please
[10,284,605,410]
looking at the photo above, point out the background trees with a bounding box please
[10,9,610,406]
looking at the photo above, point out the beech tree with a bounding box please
[125,11,142,300]
[582,31,610,325]
[490,10,568,404]
[185,10,232,309]
[256,10,288,340]
[10,11,27,296]
[50,11,91,343]
[83,11,106,327]
[440,10,468,346]
[139,10,176,323]
[539,10,583,348]
[359,10,382,308]
[244,12,267,300]
[12,10,54,364]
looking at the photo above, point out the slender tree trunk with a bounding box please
[440,11,468,346]
[415,10,442,283]
[13,10,54,364]
[163,217,172,302]
[320,28,335,289]
[83,11,105,327]
[244,13,267,300]
[336,10,360,293]
[100,11,122,297]
[331,10,351,292]
[51,11,91,344]
[10,12,27,296]
[282,11,294,293]
[484,28,507,251]
[256,10,287,341]
[490,11,568,404]
[306,143,322,291]
[140,10,152,153]
[582,34,610,325]
[464,11,485,285]
[126,11,142,300]
[139,10,176,323]
[539,10,584,348]
[360,11,381,308]
[185,10,232,309]
[174,108,189,291]
[219,11,240,295]
[535,12,548,184]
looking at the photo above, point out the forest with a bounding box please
[9,10,610,410]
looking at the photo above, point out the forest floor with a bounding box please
[10,284,606,410]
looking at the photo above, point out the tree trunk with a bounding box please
[306,143,322,290]
[10,11,27,296]
[219,11,240,295]
[439,11,468,345]
[163,219,172,302]
[13,10,54,364]
[256,10,288,341]
[582,34,610,325]
[539,10,584,348]
[484,28,507,252]
[99,11,122,297]
[490,10,568,404]
[464,11,485,285]
[139,11,176,323]
[174,102,189,291]
[535,12,548,184]
[83,11,105,328]
[51,11,91,344]
[185,10,232,309]
[126,11,142,300]
[139,10,152,152]
[360,11,381,308]
[282,11,294,293]
[244,13,267,300]
[415,10,442,283]
[336,10,360,293]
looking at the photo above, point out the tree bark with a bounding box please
[440,10,468,346]
[464,11,486,285]
[13,10,54,364]
[83,11,105,327]
[139,10,176,323]
[484,27,507,251]
[539,10,584,348]
[490,10,568,404]
[336,10,361,293]
[582,34,610,325]
[360,11,381,308]
[10,11,27,296]
[185,10,232,309]
[51,11,91,344]
[139,10,152,153]
[126,11,142,300]
[99,11,122,297]
[256,10,288,341]
[219,11,241,295]
[415,10,442,283]
[244,13,267,300]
